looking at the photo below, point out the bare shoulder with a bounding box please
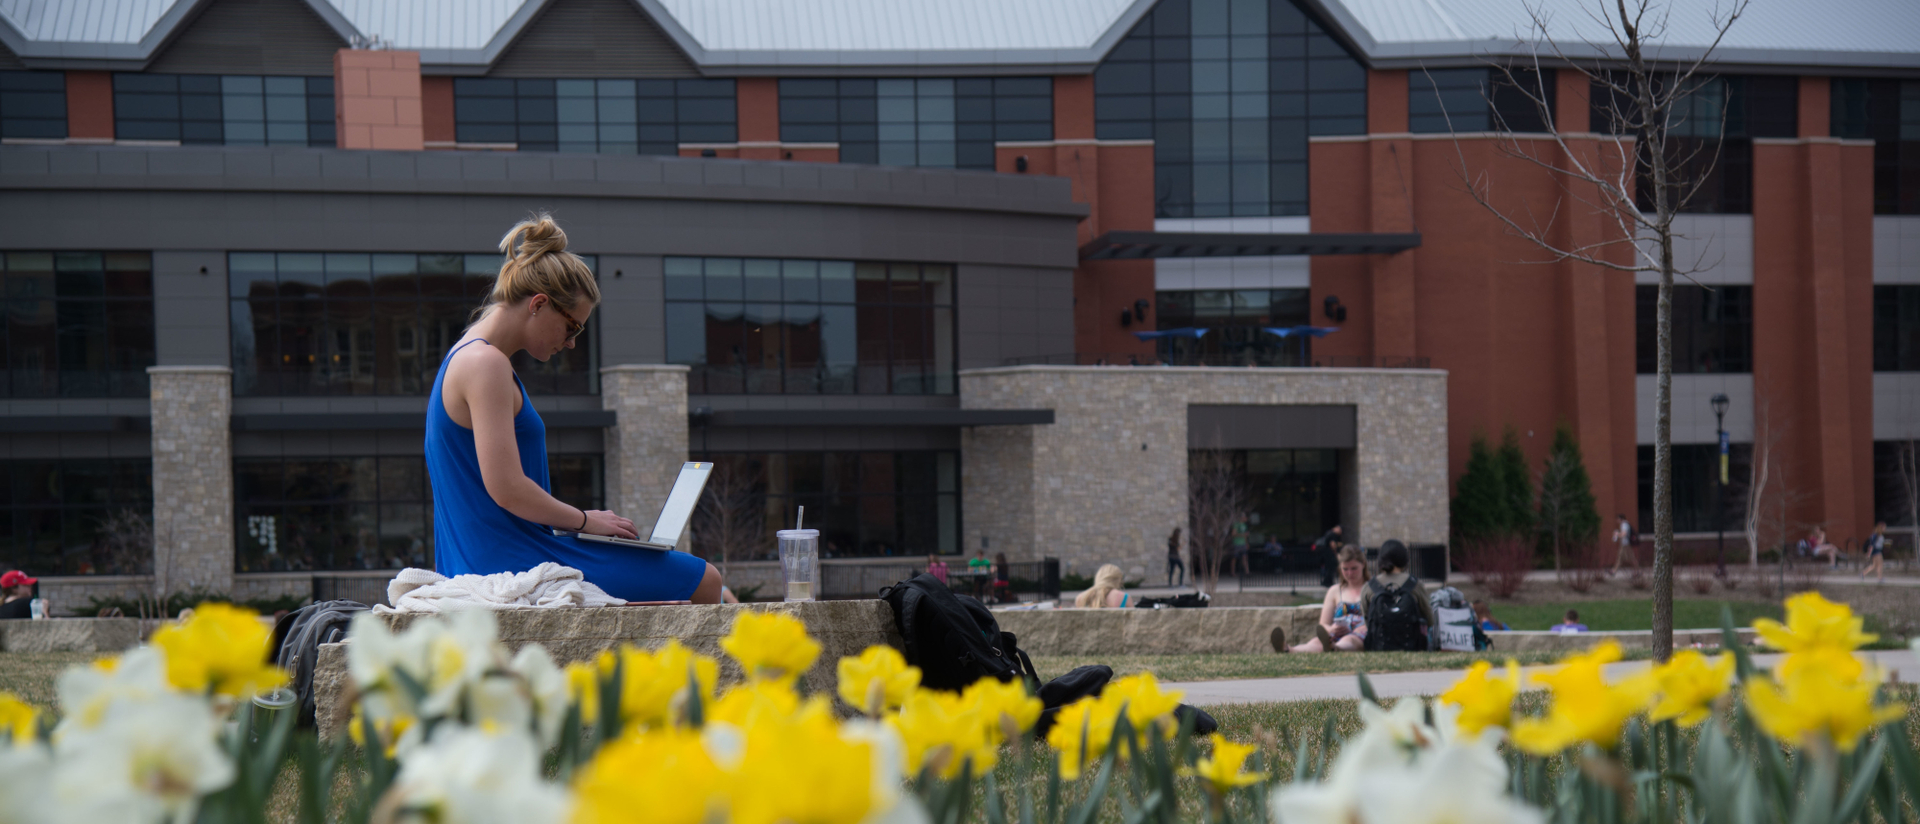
[446,340,513,381]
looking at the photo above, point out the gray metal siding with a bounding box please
[0,431,151,458]
[955,263,1074,370]
[595,254,664,367]
[153,250,231,367]
[1187,404,1357,450]
[488,0,698,78]
[693,425,960,452]
[144,0,348,76]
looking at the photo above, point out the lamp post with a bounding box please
[1711,393,1730,578]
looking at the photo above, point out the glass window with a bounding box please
[1638,443,1751,534]
[453,78,734,154]
[1873,441,1918,528]
[1408,68,1555,134]
[1153,288,1310,365]
[1635,285,1752,374]
[0,252,155,398]
[0,458,152,576]
[666,257,954,395]
[1194,449,1340,546]
[236,453,603,572]
[229,252,597,396]
[779,77,1050,169]
[1096,0,1365,217]
[1833,79,1920,215]
[687,451,959,559]
[0,71,67,139]
[111,74,334,146]
[1592,75,1789,215]
[1876,285,1920,372]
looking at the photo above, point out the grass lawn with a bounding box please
[1486,598,1781,631]
[1028,648,1650,683]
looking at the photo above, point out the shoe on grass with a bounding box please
[1270,626,1288,652]
[1315,625,1336,651]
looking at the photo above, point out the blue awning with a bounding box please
[1133,327,1209,341]
[1262,326,1340,338]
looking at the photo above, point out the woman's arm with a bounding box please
[1318,585,1339,628]
[455,346,637,538]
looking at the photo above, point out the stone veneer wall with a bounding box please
[600,365,691,537]
[960,366,1448,577]
[149,366,235,594]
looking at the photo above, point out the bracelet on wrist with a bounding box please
[576,508,589,531]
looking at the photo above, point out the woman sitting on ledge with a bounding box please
[1073,564,1131,608]
[428,214,725,604]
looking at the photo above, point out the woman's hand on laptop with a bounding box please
[581,509,639,539]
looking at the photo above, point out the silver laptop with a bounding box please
[554,461,713,551]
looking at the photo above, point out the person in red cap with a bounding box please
[0,570,35,619]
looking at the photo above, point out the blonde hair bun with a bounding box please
[479,213,600,321]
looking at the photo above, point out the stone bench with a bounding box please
[0,617,146,653]
[993,606,1325,656]
[312,600,902,738]
[1486,627,1760,653]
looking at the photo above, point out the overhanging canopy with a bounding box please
[1079,231,1422,261]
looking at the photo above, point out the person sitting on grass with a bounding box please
[1553,609,1588,633]
[1072,564,1132,608]
[0,570,35,619]
[1471,599,1509,631]
[1358,540,1436,651]
[1282,546,1368,653]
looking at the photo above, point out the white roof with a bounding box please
[1,0,1916,72]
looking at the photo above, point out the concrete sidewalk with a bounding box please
[1163,649,1920,705]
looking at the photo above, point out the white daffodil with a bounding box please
[419,609,506,719]
[54,646,171,735]
[1273,698,1442,824]
[1354,736,1542,824]
[378,724,569,824]
[46,691,233,824]
[0,743,50,824]
[508,645,569,747]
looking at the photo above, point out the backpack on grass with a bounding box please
[1362,577,1429,652]
[880,573,1039,693]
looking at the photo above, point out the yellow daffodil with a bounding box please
[1755,593,1876,681]
[565,660,600,725]
[572,727,724,824]
[730,706,877,824]
[1046,695,1121,780]
[1510,641,1656,754]
[709,680,819,730]
[892,689,996,778]
[961,676,1042,743]
[836,646,920,716]
[149,602,288,698]
[1438,660,1521,738]
[1745,666,1904,752]
[595,640,718,730]
[1182,734,1268,795]
[345,706,414,758]
[1647,650,1734,727]
[0,692,35,746]
[721,611,822,684]
[1103,672,1184,734]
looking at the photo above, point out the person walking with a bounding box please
[1284,546,1369,652]
[1862,522,1888,582]
[1610,514,1639,575]
[1312,525,1344,587]
[1166,527,1186,587]
[1230,516,1251,576]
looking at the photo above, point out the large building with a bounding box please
[0,0,1915,606]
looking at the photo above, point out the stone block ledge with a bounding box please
[0,617,146,653]
[312,599,903,738]
[993,606,1324,657]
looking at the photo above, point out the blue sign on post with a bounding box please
[1719,431,1730,484]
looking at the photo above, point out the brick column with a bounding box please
[333,49,424,150]
[600,365,690,526]
[65,70,114,142]
[148,366,234,594]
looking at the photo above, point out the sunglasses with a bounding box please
[546,298,586,342]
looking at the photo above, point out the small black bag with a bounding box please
[1031,665,1219,738]
[880,573,1038,693]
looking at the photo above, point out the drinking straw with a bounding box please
[797,505,805,531]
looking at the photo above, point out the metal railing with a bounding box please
[1003,353,1432,369]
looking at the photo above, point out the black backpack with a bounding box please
[880,573,1038,693]
[1362,577,1429,652]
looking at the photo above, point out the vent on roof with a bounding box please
[146,0,347,76]
[490,0,699,79]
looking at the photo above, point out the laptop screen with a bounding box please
[650,462,713,545]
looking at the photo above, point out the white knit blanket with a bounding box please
[373,562,626,614]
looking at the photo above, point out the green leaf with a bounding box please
[1721,605,1755,682]
[985,770,1009,824]
[1832,737,1887,824]
[1065,754,1118,824]
[1356,671,1378,704]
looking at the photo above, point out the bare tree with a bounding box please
[1187,448,1247,595]
[1898,440,1920,561]
[1436,0,1750,659]
[692,458,765,576]
[96,508,179,629]
[1741,404,1786,570]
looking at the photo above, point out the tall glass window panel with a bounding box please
[1635,285,1752,374]
[111,74,333,146]
[667,257,953,395]
[1095,0,1365,217]
[0,458,153,576]
[1,252,154,398]
[1408,68,1555,133]
[0,71,67,139]
[454,78,734,153]
[1875,285,1920,372]
[1153,288,1310,366]
[778,77,1050,169]
[230,253,595,396]
[1833,79,1920,215]
[1593,75,1791,215]
[687,451,959,559]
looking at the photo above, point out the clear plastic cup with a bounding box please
[777,529,819,602]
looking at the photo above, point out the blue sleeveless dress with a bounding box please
[426,338,708,602]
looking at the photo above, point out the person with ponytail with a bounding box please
[426,214,725,603]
